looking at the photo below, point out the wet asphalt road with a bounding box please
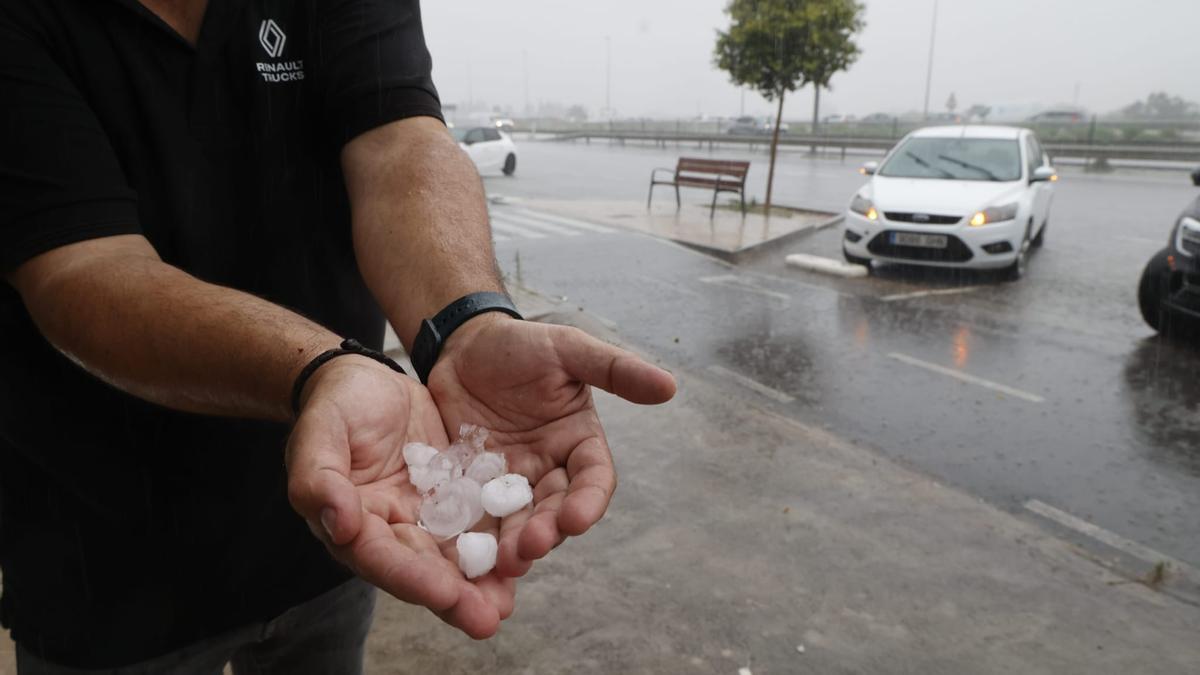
[484,140,1200,571]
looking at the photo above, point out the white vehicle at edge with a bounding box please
[842,125,1057,280]
[453,126,518,176]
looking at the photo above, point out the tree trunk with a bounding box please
[810,85,821,153]
[765,91,785,216]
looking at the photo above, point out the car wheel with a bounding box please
[502,154,517,176]
[843,248,872,269]
[1137,248,1171,331]
[1002,222,1032,282]
[1031,219,1047,247]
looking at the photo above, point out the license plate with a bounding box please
[891,232,948,249]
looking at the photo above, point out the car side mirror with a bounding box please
[1030,166,1057,183]
[860,161,879,176]
[1192,167,1200,187]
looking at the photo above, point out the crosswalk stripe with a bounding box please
[492,233,511,241]
[490,220,546,239]
[492,213,580,236]
[507,209,616,234]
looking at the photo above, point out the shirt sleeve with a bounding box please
[311,0,445,146]
[0,22,141,275]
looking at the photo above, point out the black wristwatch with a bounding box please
[410,292,523,384]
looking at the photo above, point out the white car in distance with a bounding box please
[842,126,1057,280]
[453,126,518,176]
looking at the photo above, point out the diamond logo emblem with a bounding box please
[258,19,286,58]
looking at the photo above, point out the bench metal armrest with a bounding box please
[650,167,677,181]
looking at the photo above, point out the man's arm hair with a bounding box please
[6,234,341,421]
[341,116,506,350]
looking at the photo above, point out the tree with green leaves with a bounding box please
[715,0,864,212]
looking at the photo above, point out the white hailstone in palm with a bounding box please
[480,473,533,518]
[419,478,483,539]
[411,451,465,493]
[402,442,439,470]
[456,532,498,579]
[464,451,507,485]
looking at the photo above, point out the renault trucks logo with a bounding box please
[258,19,286,57]
[255,19,304,83]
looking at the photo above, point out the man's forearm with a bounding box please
[7,235,341,421]
[342,116,506,350]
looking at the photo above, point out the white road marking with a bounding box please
[490,220,546,239]
[509,209,617,234]
[1024,499,1199,581]
[699,274,791,303]
[887,352,1045,403]
[880,286,980,302]
[492,233,511,242]
[1115,235,1163,246]
[492,212,581,237]
[707,364,795,403]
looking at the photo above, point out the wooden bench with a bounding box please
[647,158,750,217]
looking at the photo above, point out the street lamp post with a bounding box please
[922,0,939,121]
[605,36,612,120]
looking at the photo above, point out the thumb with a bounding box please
[551,325,677,404]
[285,409,364,546]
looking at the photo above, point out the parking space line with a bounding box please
[1115,236,1163,246]
[509,209,617,234]
[707,365,794,403]
[1024,499,1199,581]
[699,274,791,303]
[887,352,1045,403]
[490,220,546,239]
[492,212,581,236]
[633,273,704,299]
[880,286,980,302]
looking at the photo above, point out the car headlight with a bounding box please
[1176,216,1200,257]
[850,194,878,221]
[968,202,1019,227]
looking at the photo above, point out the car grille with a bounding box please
[867,231,974,262]
[884,212,962,225]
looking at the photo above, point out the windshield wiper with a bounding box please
[936,154,1002,181]
[904,151,955,179]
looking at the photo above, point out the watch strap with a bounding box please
[410,292,523,384]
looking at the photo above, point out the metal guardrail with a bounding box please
[544,130,1200,165]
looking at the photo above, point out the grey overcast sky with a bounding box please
[421,0,1200,120]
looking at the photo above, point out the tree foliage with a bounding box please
[714,0,865,101]
[1119,92,1200,120]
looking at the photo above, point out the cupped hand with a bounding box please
[285,355,514,638]
[427,315,677,578]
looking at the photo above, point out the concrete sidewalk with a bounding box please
[363,314,1200,674]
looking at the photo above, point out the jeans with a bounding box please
[15,578,376,675]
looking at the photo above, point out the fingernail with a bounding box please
[320,508,336,539]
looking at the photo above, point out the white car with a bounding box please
[843,126,1056,280]
[453,126,518,176]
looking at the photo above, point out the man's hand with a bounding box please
[285,356,515,638]
[427,316,677,578]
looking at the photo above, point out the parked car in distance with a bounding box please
[726,116,789,135]
[453,126,518,176]
[1026,109,1086,124]
[1137,166,1200,334]
[860,113,895,124]
[492,118,515,133]
[842,125,1057,280]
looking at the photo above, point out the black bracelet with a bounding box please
[291,338,407,416]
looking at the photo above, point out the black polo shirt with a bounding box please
[0,0,442,667]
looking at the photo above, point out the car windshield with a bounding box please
[879,137,1021,181]
[450,128,469,142]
